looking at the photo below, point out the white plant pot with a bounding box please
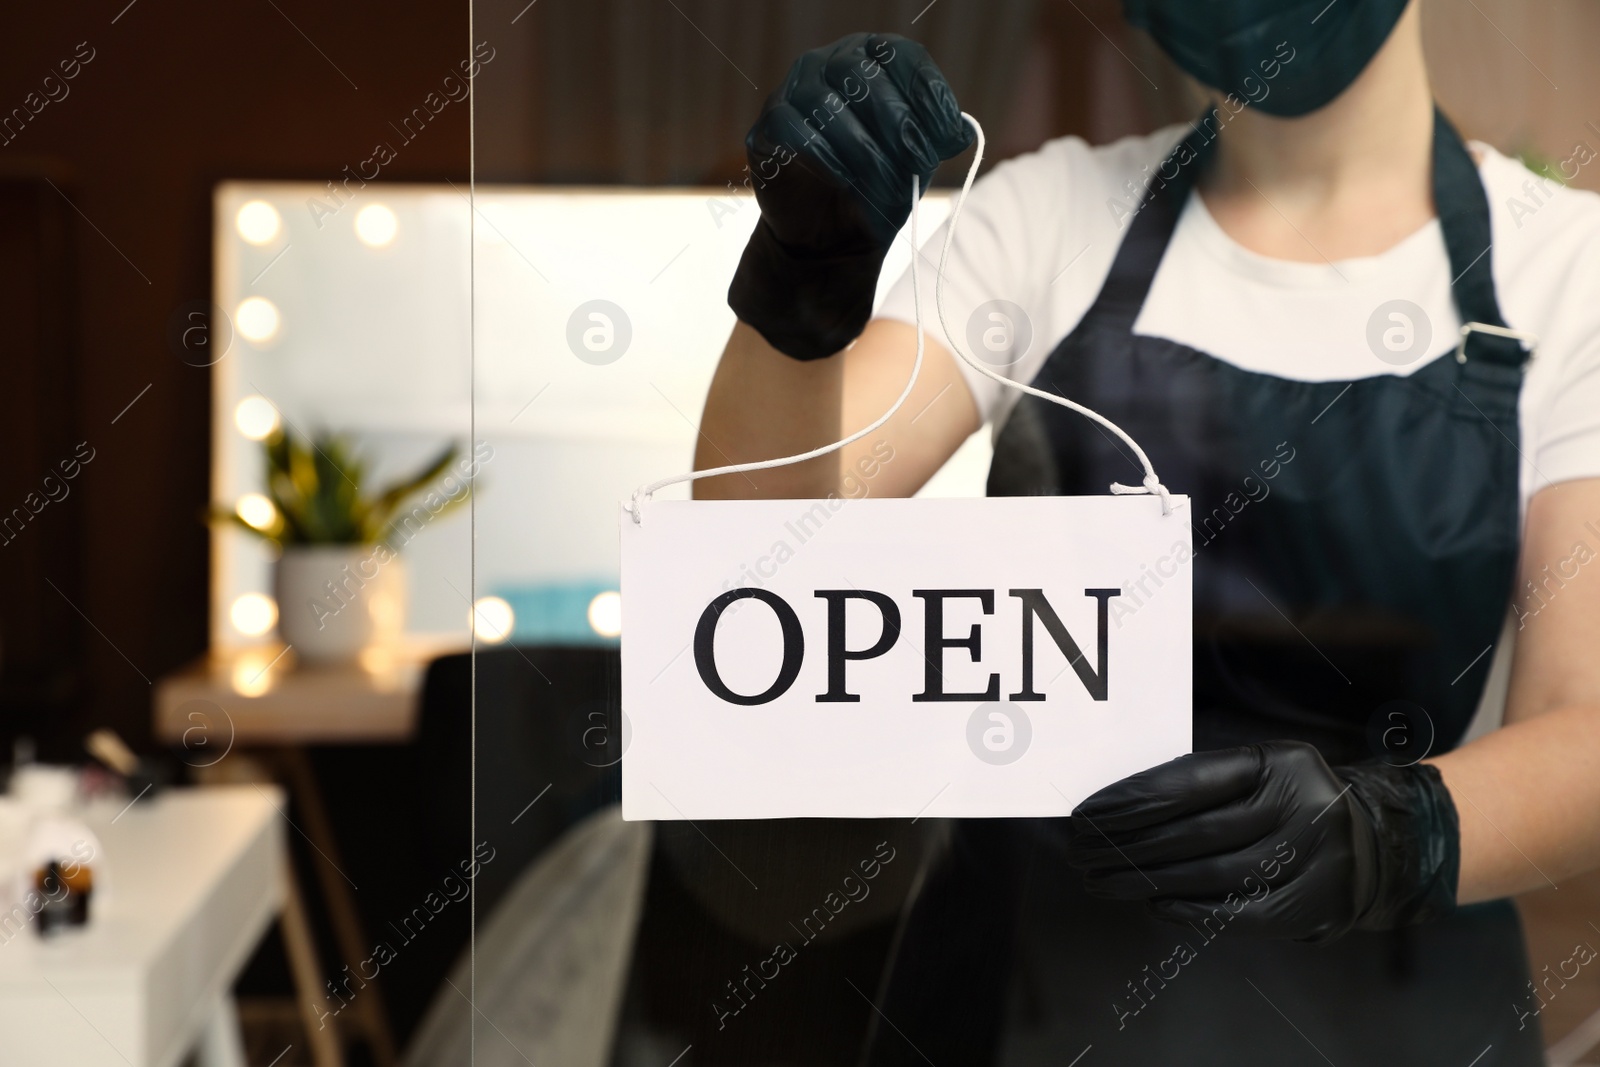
[273,545,406,665]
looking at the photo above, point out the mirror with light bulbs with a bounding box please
[211,182,472,665]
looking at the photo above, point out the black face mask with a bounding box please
[1124,0,1411,117]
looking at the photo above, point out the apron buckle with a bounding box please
[1455,321,1537,365]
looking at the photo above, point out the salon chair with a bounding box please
[308,645,621,1053]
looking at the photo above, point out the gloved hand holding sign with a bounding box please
[1064,741,1460,942]
[727,33,974,362]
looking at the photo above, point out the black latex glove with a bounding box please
[727,33,974,361]
[1064,741,1460,943]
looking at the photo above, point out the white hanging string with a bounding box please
[933,116,1176,514]
[629,112,1175,522]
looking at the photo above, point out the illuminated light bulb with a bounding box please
[470,596,513,643]
[359,645,393,674]
[354,203,398,247]
[230,593,278,637]
[235,200,281,245]
[231,647,281,696]
[235,297,281,344]
[231,659,272,696]
[588,590,622,638]
[233,395,281,440]
[235,492,276,531]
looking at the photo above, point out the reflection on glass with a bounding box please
[228,592,277,638]
[234,296,280,344]
[234,493,276,532]
[234,199,281,245]
[355,203,398,247]
[228,644,284,696]
[232,395,281,440]
[470,596,514,643]
[587,590,622,638]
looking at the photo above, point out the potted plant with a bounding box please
[218,429,465,665]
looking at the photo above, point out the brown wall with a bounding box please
[1427,0,1600,191]
[0,2,469,749]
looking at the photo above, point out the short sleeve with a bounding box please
[1481,148,1600,496]
[1530,332,1600,487]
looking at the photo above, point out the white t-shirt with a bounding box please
[878,124,1600,512]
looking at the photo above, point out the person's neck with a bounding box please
[1199,8,1437,262]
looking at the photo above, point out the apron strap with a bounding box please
[1431,107,1529,368]
[1086,116,1216,334]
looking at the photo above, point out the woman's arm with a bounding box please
[694,317,979,501]
[692,320,845,500]
[1428,476,1600,903]
[694,31,979,501]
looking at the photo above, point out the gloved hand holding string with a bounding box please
[728,33,975,362]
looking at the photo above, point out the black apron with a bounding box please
[867,109,1542,1066]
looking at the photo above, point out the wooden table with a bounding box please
[0,787,284,1067]
[152,638,463,747]
[152,637,464,1067]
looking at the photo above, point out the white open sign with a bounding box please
[619,494,1191,820]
